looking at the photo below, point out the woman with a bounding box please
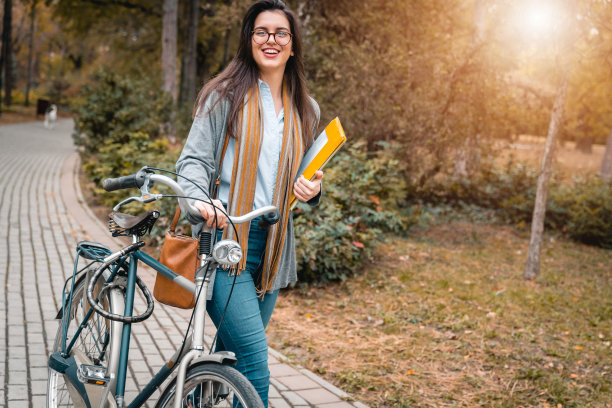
[176,0,322,405]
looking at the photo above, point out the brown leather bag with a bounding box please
[153,207,200,309]
[154,133,230,309]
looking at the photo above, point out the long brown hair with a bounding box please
[193,0,316,147]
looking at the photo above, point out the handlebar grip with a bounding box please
[263,209,280,225]
[102,174,141,192]
[102,167,152,192]
[257,209,280,229]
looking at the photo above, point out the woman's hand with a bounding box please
[194,199,228,229]
[293,170,323,202]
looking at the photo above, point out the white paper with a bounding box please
[296,129,328,178]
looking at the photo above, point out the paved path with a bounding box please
[0,120,366,408]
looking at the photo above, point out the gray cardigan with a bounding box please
[175,91,320,298]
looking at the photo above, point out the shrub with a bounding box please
[553,176,612,248]
[294,141,413,283]
[72,70,172,155]
[73,71,179,244]
[414,161,612,249]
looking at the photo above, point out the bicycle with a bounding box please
[47,166,275,408]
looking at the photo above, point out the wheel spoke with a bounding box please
[47,275,118,407]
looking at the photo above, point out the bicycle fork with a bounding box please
[172,226,214,408]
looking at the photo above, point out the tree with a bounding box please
[523,0,580,280]
[524,75,569,280]
[2,0,14,106]
[162,0,178,103]
[178,0,199,108]
[25,0,37,106]
[600,128,612,181]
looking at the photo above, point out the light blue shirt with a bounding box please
[217,80,284,209]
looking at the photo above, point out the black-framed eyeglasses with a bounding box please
[252,29,292,46]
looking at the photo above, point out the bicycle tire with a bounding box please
[47,270,125,408]
[156,362,265,408]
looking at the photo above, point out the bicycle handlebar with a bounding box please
[102,173,145,192]
[102,169,279,225]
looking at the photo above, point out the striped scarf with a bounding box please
[223,83,304,295]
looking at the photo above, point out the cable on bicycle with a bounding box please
[129,169,260,355]
[86,261,155,323]
[208,265,239,354]
[175,262,213,363]
[147,167,239,239]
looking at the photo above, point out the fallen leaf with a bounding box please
[367,195,380,205]
[352,241,365,249]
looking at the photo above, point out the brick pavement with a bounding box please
[0,120,366,408]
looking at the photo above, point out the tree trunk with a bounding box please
[222,27,231,68]
[2,0,13,107]
[162,0,178,103]
[25,0,37,107]
[524,75,569,280]
[179,0,199,107]
[600,127,612,181]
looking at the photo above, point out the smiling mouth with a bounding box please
[263,49,280,55]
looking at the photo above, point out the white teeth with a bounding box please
[264,49,279,54]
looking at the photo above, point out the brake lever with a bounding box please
[112,193,163,211]
[140,171,154,195]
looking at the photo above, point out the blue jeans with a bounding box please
[207,219,278,407]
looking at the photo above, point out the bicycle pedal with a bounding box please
[77,364,110,386]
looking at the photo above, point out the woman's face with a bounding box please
[251,10,293,76]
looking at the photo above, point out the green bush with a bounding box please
[414,161,542,222]
[552,176,612,248]
[414,161,612,249]
[73,70,172,154]
[73,71,179,243]
[294,142,413,283]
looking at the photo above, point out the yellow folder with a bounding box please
[290,117,347,209]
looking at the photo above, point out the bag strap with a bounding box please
[169,206,181,233]
[171,131,231,227]
[211,131,230,198]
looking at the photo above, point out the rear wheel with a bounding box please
[156,363,264,408]
[47,271,124,408]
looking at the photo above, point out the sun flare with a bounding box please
[525,4,555,36]
[512,1,566,41]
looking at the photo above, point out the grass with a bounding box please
[267,223,612,407]
[63,118,610,407]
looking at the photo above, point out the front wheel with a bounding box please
[47,270,124,408]
[156,363,264,408]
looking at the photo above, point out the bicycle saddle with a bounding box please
[109,210,160,237]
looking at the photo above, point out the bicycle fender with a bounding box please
[190,351,237,367]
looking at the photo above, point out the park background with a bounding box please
[0,0,611,406]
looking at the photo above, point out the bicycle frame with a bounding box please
[117,235,218,408]
[69,230,228,408]
[51,170,277,408]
